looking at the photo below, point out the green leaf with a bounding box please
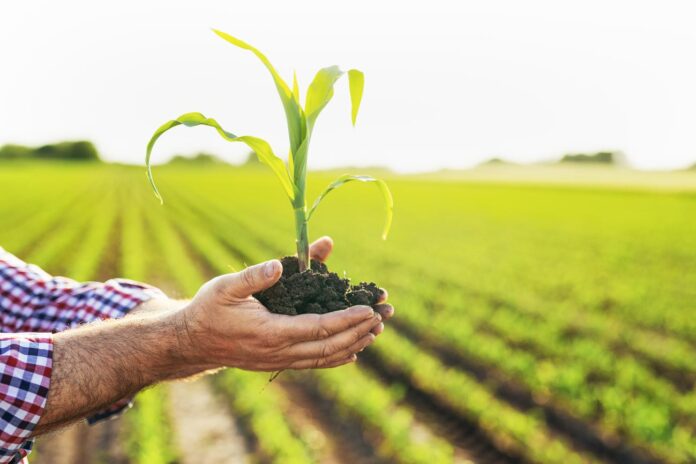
[307,174,393,239]
[292,71,300,105]
[348,69,364,126]
[145,112,295,203]
[304,66,344,132]
[287,148,295,184]
[212,29,306,154]
[292,137,310,200]
[297,66,351,194]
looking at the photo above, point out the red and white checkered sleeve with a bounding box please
[0,248,165,333]
[0,248,167,431]
[0,334,52,464]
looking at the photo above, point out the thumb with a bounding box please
[217,259,283,299]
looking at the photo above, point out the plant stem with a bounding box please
[294,205,309,272]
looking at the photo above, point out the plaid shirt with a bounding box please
[0,248,164,463]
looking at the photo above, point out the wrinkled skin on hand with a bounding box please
[179,237,394,371]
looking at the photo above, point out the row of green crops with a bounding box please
[0,169,179,464]
[120,189,178,464]
[151,165,696,463]
[2,163,696,463]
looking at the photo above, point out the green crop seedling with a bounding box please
[145,30,393,275]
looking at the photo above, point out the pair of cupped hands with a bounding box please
[173,237,394,372]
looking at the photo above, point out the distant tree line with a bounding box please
[559,151,626,165]
[480,151,629,168]
[167,152,225,165]
[167,151,259,166]
[0,141,101,161]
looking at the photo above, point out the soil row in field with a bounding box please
[172,191,284,259]
[278,380,381,464]
[388,318,661,464]
[95,208,123,282]
[168,378,250,463]
[477,293,696,394]
[610,340,696,393]
[399,266,696,398]
[358,350,524,464]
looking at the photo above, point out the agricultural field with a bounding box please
[1,161,696,464]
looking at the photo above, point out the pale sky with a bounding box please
[2,1,696,171]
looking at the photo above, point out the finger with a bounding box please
[280,305,375,342]
[373,304,394,322]
[287,312,382,359]
[377,288,388,303]
[371,322,385,335]
[289,354,357,370]
[314,333,375,365]
[290,332,375,368]
[213,259,282,300]
[309,236,333,263]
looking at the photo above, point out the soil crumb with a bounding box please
[254,256,381,315]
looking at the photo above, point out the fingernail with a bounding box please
[264,260,279,278]
[375,313,382,322]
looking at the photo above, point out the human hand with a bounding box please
[177,238,390,371]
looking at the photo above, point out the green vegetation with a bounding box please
[0,141,100,161]
[120,194,178,464]
[560,151,623,165]
[2,163,696,463]
[167,152,226,165]
[145,31,392,272]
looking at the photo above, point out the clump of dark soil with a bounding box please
[254,256,382,315]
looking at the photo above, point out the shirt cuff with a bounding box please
[0,335,52,464]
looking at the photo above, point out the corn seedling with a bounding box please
[145,30,393,272]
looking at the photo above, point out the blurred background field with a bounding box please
[5,2,696,462]
[1,160,695,463]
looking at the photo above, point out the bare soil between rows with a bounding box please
[388,318,662,464]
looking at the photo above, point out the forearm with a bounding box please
[33,300,204,435]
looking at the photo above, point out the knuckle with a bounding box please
[210,277,228,299]
[313,321,331,340]
[334,348,351,361]
[320,342,335,359]
[257,322,276,348]
[351,328,363,343]
[355,335,372,351]
[241,269,257,289]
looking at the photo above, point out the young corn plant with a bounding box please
[146,30,393,272]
